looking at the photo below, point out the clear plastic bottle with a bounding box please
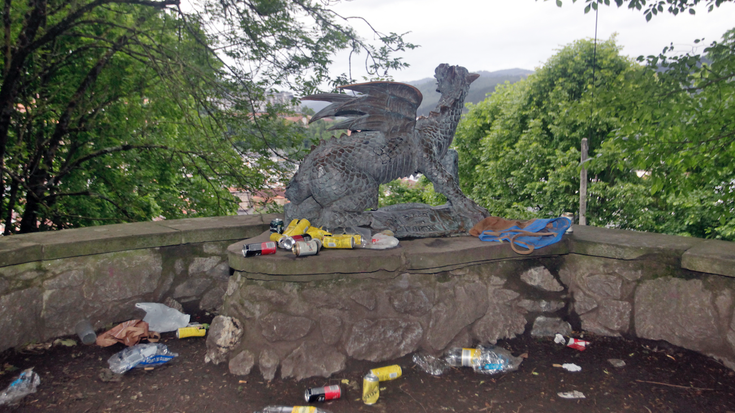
[254,407,332,413]
[443,346,522,374]
[0,368,40,406]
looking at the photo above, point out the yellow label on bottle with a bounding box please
[291,407,316,413]
[370,365,402,381]
[461,348,480,367]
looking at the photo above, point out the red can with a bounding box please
[242,241,277,257]
[304,384,341,402]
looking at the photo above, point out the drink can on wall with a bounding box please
[269,218,284,234]
[323,235,354,249]
[283,219,311,237]
[304,384,341,402]
[278,234,312,250]
[362,372,379,405]
[242,241,277,257]
[370,365,402,381]
[293,239,321,257]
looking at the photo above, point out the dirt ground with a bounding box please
[1,312,735,413]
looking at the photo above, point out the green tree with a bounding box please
[0,0,414,234]
[546,0,733,21]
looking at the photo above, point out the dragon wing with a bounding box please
[302,81,422,136]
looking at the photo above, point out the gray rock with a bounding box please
[350,290,377,311]
[389,288,434,316]
[530,316,572,337]
[520,267,564,291]
[173,277,213,301]
[82,250,163,302]
[205,315,244,364]
[42,287,85,339]
[319,313,344,345]
[164,297,184,313]
[583,274,623,300]
[572,291,598,315]
[596,299,632,333]
[280,341,347,380]
[345,318,423,361]
[259,312,314,342]
[516,299,565,313]
[425,282,488,351]
[635,277,722,352]
[302,289,343,309]
[0,288,43,349]
[229,350,255,375]
[199,282,227,311]
[246,285,291,306]
[259,348,280,381]
[471,289,526,344]
[189,257,222,276]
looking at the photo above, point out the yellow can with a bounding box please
[288,407,317,413]
[176,325,207,339]
[370,365,402,381]
[283,219,310,237]
[305,226,331,241]
[362,372,379,405]
[323,235,355,249]
[270,232,285,242]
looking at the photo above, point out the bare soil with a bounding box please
[2,312,735,413]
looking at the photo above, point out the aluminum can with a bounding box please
[176,325,207,339]
[279,234,312,250]
[305,226,331,241]
[270,218,284,234]
[370,365,402,381]
[304,384,341,402]
[293,239,321,257]
[283,219,311,237]
[362,372,379,405]
[323,235,354,249]
[242,241,277,257]
[561,212,574,234]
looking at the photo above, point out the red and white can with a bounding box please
[242,241,277,257]
[567,338,590,351]
[304,384,341,402]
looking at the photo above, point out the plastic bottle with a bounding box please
[0,369,40,406]
[107,343,178,374]
[254,407,332,413]
[444,346,522,374]
[135,302,190,332]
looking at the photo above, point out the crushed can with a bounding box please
[278,234,312,250]
[283,219,311,237]
[304,384,341,402]
[370,365,402,381]
[362,372,379,405]
[270,218,284,234]
[242,241,277,257]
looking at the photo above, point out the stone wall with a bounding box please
[218,225,735,380]
[0,215,273,351]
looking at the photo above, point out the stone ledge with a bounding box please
[227,230,571,280]
[0,214,274,268]
[681,239,735,278]
[568,225,701,262]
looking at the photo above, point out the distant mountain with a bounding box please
[301,68,534,117]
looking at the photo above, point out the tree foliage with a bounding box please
[546,0,733,21]
[0,0,414,233]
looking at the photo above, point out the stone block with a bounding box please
[425,282,488,351]
[318,312,344,345]
[259,348,280,381]
[345,318,423,361]
[0,288,43,350]
[530,316,572,337]
[205,315,244,365]
[280,341,346,380]
[519,266,564,291]
[229,350,255,376]
[516,299,565,313]
[350,290,377,311]
[173,277,213,302]
[389,288,434,317]
[472,289,526,344]
[259,312,314,342]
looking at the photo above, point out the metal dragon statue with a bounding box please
[284,64,489,238]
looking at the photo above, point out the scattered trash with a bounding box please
[283,219,311,237]
[366,231,400,250]
[553,363,582,372]
[54,338,77,347]
[136,302,190,333]
[254,407,332,413]
[413,346,523,376]
[293,239,322,256]
[243,241,277,257]
[0,368,40,406]
[557,390,586,399]
[608,359,626,368]
[107,343,178,374]
[554,333,590,351]
[176,323,209,339]
[304,385,341,402]
[20,342,52,354]
[412,352,450,376]
[270,218,284,234]
[96,319,160,347]
[370,365,402,381]
[474,217,571,255]
[74,319,97,345]
[362,371,379,405]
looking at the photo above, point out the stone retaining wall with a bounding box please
[0,215,273,351]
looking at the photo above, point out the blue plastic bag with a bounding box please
[478,217,570,254]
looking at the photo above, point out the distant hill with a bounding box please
[301,68,534,117]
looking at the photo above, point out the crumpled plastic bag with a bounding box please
[107,343,178,374]
[95,320,160,347]
[0,368,40,406]
[136,302,190,333]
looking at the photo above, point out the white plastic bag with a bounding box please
[0,368,40,406]
[107,343,178,374]
[135,302,190,333]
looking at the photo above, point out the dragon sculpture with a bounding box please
[284,64,489,237]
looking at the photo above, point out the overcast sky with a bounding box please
[327,0,735,82]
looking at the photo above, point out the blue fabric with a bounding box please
[478,218,571,253]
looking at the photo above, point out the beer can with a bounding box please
[176,325,207,339]
[270,218,284,234]
[370,365,402,381]
[242,241,277,257]
[561,212,574,234]
[283,219,311,237]
[304,384,341,402]
[293,239,321,257]
[279,234,312,250]
[362,372,379,405]
[305,226,332,241]
[322,235,355,249]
